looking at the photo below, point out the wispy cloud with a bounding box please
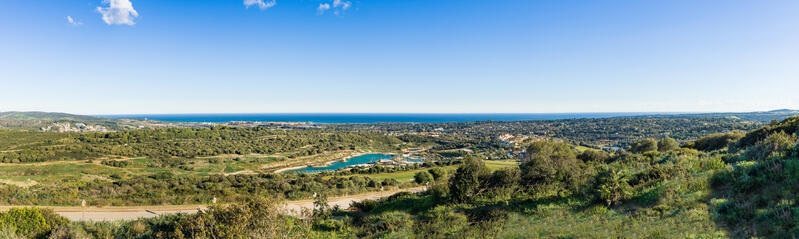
[244,0,276,10]
[67,16,82,26]
[333,0,351,10]
[319,0,351,15]
[317,3,330,15]
[96,0,138,26]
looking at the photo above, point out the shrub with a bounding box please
[631,163,685,186]
[0,225,23,239]
[577,149,609,163]
[414,171,433,184]
[101,160,130,168]
[733,116,799,150]
[489,166,521,188]
[428,181,450,203]
[313,219,348,232]
[364,211,414,235]
[630,138,658,153]
[595,168,633,206]
[742,131,796,162]
[520,141,586,193]
[657,137,679,152]
[382,178,400,187]
[685,131,744,151]
[428,167,448,181]
[0,208,68,239]
[167,197,299,239]
[351,199,379,212]
[448,156,489,203]
[420,206,468,238]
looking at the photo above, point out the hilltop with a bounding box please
[641,109,799,122]
[0,111,208,131]
[0,111,122,132]
[0,111,110,121]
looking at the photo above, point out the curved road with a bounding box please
[1,187,425,221]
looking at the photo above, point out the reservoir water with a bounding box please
[288,153,396,173]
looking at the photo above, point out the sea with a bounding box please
[101,113,675,124]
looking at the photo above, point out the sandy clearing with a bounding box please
[223,170,258,176]
[0,187,425,221]
[0,179,38,187]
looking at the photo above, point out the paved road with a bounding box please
[1,187,425,221]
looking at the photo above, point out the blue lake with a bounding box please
[288,153,396,173]
[404,157,424,163]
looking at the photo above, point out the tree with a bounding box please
[414,171,433,184]
[489,166,521,188]
[448,156,489,203]
[520,141,586,193]
[595,168,632,206]
[577,149,609,163]
[684,131,744,151]
[657,137,679,152]
[428,167,448,181]
[743,131,796,161]
[313,193,331,219]
[630,138,658,153]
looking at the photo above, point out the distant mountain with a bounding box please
[0,111,121,131]
[0,111,110,121]
[767,109,799,114]
[638,109,799,122]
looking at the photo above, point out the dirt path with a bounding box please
[0,187,425,221]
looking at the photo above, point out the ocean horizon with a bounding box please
[99,112,684,124]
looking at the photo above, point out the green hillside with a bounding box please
[0,111,122,131]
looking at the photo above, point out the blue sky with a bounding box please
[1,0,797,114]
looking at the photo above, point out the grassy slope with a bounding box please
[0,155,283,186]
[337,160,518,182]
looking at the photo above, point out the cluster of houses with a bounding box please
[41,122,109,132]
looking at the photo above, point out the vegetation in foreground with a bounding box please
[3,116,799,238]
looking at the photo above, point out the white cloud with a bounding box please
[317,3,330,14]
[319,0,351,15]
[67,16,82,26]
[244,0,276,10]
[333,0,351,10]
[96,0,138,26]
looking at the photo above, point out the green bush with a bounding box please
[657,137,679,152]
[414,171,433,184]
[0,208,68,239]
[351,199,378,212]
[521,141,587,194]
[419,206,468,238]
[101,160,130,168]
[448,156,489,203]
[0,225,23,239]
[364,211,414,235]
[630,138,658,153]
[733,116,799,150]
[577,149,609,163]
[489,166,521,188]
[685,131,744,151]
[741,131,796,162]
[428,167,448,181]
[595,168,633,206]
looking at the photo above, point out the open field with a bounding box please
[0,151,395,186]
[0,155,280,186]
